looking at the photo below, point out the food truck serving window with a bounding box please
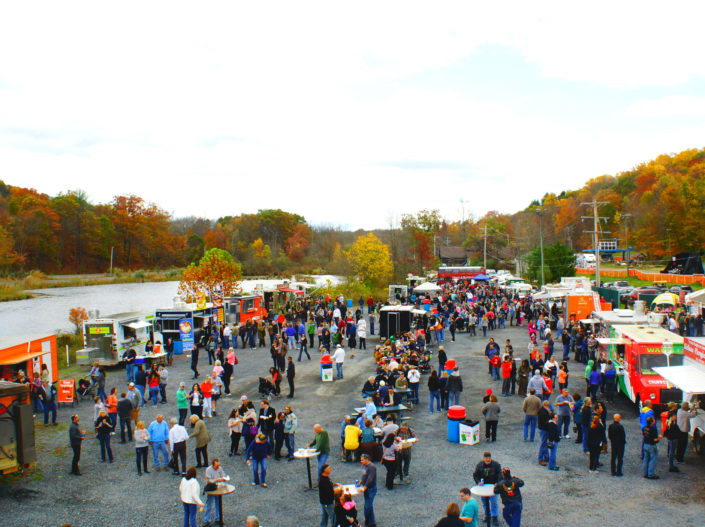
[639,353,684,374]
[243,299,254,312]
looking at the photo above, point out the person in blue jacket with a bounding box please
[246,432,272,487]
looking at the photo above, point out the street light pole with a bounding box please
[536,208,544,286]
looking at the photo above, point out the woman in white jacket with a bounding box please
[179,466,204,527]
[357,318,367,350]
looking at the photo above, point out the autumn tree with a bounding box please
[69,307,89,335]
[178,248,242,302]
[400,209,441,274]
[345,233,393,288]
[285,224,312,262]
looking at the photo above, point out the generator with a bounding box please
[0,381,35,474]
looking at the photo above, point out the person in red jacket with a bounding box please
[490,354,501,381]
[501,356,513,397]
[542,373,553,402]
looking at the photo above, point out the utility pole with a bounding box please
[109,246,114,276]
[536,208,544,286]
[581,201,609,287]
[483,223,487,270]
[622,213,632,273]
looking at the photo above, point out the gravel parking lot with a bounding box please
[2,324,705,527]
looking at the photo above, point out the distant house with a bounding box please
[438,246,469,266]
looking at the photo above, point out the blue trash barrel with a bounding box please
[447,405,466,442]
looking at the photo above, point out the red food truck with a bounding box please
[223,294,268,325]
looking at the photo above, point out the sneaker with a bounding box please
[563,435,570,439]
[669,467,680,473]
[549,467,560,471]
[538,461,548,466]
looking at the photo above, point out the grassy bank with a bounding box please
[588,273,703,290]
[0,268,182,302]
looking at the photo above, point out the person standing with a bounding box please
[283,405,297,461]
[446,367,462,407]
[408,365,422,405]
[357,317,367,350]
[332,344,345,380]
[472,452,501,526]
[134,365,147,407]
[258,400,276,445]
[428,370,441,413]
[179,466,204,527]
[481,395,501,442]
[39,381,58,426]
[546,413,561,471]
[68,414,84,476]
[169,417,189,476]
[189,415,211,468]
[308,424,331,477]
[287,357,296,398]
[117,392,133,443]
[318,463,338,527]
[134,421,150,476]
[176,382,189,426]
[521,389,541,442]
[555,389,573,439]
[587,415,605,474]
[459,487,479,527]
[665,414,681,473]
[148,414,171,471]
[642,415,661,479]
[608,413,626,476]
[246,433,272,487]
[676,401,698,463]
[493,468,524,527]
[158,364,169,404]
[123,347,137,382]
[537,401,551,466]
[204,458,229,525]
[95,409,114,463]
[500,356,512,396]
[359,454,378,527]
[397,421,415,483]
[127,382,142,426]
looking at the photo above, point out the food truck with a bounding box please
[604,324,684,410]
[652,336,705,455]
[0,381,35,474]
[0,334,58,384]
[565,291,611,324]
[223,294,268,325]
[388,285,409,302]
[153,300,221,355]
[379,305,415,339]
[77,312,153,366]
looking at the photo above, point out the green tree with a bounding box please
[527,242,575,283]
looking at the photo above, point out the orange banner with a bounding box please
[57,379,74,403]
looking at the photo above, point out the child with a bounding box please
[343,493,359,527]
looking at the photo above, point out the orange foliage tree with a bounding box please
[178,248,242,302]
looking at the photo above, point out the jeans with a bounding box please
[159,383,167,403]
[491,366,500,381]
[485,420,497,441]
[558,415,571,436]
[205,494,220,522]
[363,486,377,526]
[449,390,460,406]
[611,444,624,474]
[668,438,677,468]
[126,362,135,382]
[136,446,148,473]
[503,502,522,527]
[320,503,335,527]
[643,443,658,477]
[483,326,487,337]
[581,424,589,453]
[410,382,420,404]
[182,502,197,527]
[288,335,298,350]
[523,415,537,441]
[481,494,499,518]
[284,433,295,458]
[149,386,159,406]
[398,448,411,478]
[152,440,170,468]
[429,390,441,412]
[298,343,311,361]
[136,385,146,406]
[336,363,343,379]
[252,457,267,484]
[178,408,188,426]
[43,401,57,424]
[98,432,113,462]
[538,429,549,462]
[501,378,511,395]
[563,343,570,360]
[548,441,558,469]
[317,453,329,476]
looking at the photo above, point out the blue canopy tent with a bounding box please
[473,274,490,281]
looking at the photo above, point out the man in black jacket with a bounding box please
[473,451,501,526]
[117,392,133,443]
[134,365,147,407]
[258,400,276,444]
[68,414,84,475]
[286,357,295,398]
[608,413,626,476]
[537,401,551,466]
[493,467,524,527]
[318,463,339,527]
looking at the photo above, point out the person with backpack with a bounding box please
[39,381,58,425]
[493,468,524,527]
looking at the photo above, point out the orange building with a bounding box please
[0,334,58,384]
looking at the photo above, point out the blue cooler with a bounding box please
[135,356,145,366]
[447,405,466,443]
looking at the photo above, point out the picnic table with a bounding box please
[353,404,409,418]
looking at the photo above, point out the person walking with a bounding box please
[608,413,626,476]
[68,414,84,476]
[95,409,114,463]
[481,395,500,442]
[642,415,661,479]
[428,370,441,413]
[227,408,243,456]
[283,405,297,460]
[246,432,272,487]
[359,454,378,527]
[148,414,170,471]
[381,433,400,490]
[134,421,150,476]
[179,466,204,527]
[493,468,524,527]
[189,415,211,468]
[521,389,541,442]
[408,365,421,405]
[472,451,501,526]
[188,384,204,420]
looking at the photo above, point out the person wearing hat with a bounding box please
[176,382,189,426]
[493,467,524,527]
[127,382,142,426]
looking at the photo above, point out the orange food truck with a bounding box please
[0,334,58,384]
[603,324,684,411]
[223,294,268,325]
[565,291,611,325]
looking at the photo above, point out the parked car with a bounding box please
[669,285,694,294]
[627,286,666,303]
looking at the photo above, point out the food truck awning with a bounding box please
[0,349,46,366]
[125,321,151,330]
[580,318,600,324]
[653,365,705,394]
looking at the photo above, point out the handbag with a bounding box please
[547,441,555,449]
[203,482,217,494]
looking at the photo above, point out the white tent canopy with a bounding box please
[686,289,705,304]
[653,365,705,394]
[413,282,441,293]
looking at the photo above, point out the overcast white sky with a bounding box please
[2,1,705,229]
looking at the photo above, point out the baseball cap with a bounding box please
[241,395,248,400]
[129,382,135,387]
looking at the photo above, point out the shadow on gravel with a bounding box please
[0,485,41,501]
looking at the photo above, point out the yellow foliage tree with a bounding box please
[344,233,393,288]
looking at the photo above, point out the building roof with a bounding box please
[438,246,468,259]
